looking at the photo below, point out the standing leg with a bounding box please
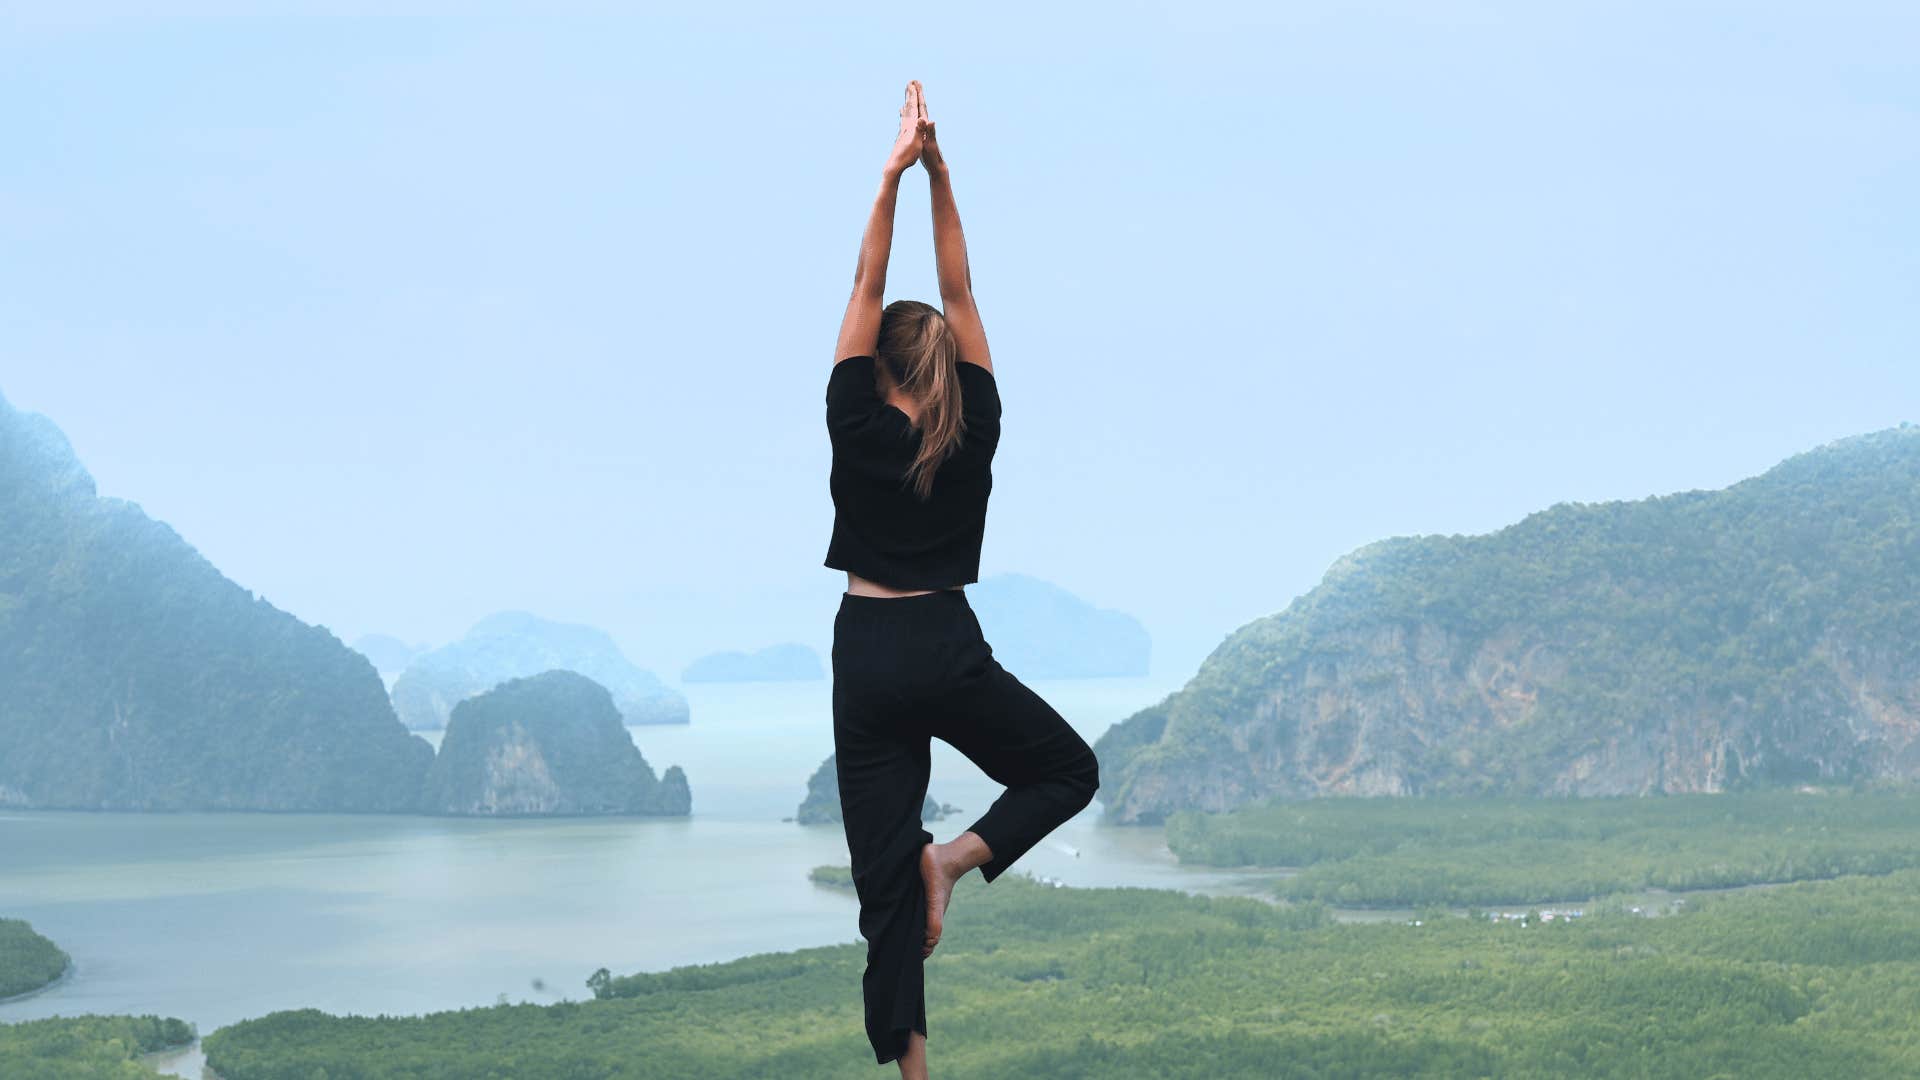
[834,679,935,1066]
[927,645,1101,884]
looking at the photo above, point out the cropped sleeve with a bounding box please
[956,361,1000,425]
[826,356,888,442]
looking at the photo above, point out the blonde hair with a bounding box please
[875,299,969,501]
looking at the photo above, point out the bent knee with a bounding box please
[1067,751,1100,807]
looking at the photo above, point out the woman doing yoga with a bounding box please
[824,80,1102,1076]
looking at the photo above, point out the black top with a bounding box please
[823,355,1001,589]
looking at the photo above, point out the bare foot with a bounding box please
[920,842,958,958]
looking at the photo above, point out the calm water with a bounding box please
[0,674,1286,1075]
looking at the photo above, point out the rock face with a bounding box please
[391,611,687,729]
[1098,426,1920,824]
[796,753,947,825]
[423,670,690,816]
[970,573,1151,678]
[682,643,823,683]
[0,388,433,812]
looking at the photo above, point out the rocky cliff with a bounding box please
[1097,426,1920,823]
[422,670,690,816]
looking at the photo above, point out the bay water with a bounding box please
[0,674,1285,1075]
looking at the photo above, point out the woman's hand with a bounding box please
[917,89,946,176]
[883,80,926,178]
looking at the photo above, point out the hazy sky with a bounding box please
[2,5,1914,681]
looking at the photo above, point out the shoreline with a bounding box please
[0,956,74,1006]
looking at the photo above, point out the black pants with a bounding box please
[832,587,1101,1065]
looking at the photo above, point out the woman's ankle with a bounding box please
[943,830,994,875]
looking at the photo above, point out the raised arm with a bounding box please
[835,81,926,364]
[919,99,993,374]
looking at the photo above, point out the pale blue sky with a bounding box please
[2,5,1915,680]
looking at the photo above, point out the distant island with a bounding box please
[1098,425,1920,823]
[391,611,688,730]
[422,670,689,816]
[352,633,429,682]
[683,643,824,683]
[796,753,951,825]
[968,572,1151,678]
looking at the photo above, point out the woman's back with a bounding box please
[824,354,1002,591]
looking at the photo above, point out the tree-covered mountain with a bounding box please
[0,389,433,811]
[969,572,1151,678]
[391,611,687,729]
[1097,426,1920,823]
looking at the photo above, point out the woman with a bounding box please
[824,80,1102,1075]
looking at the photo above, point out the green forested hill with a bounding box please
[199,863,1920,1078]
[0,389,432,810]
[1098,426,1920,822]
